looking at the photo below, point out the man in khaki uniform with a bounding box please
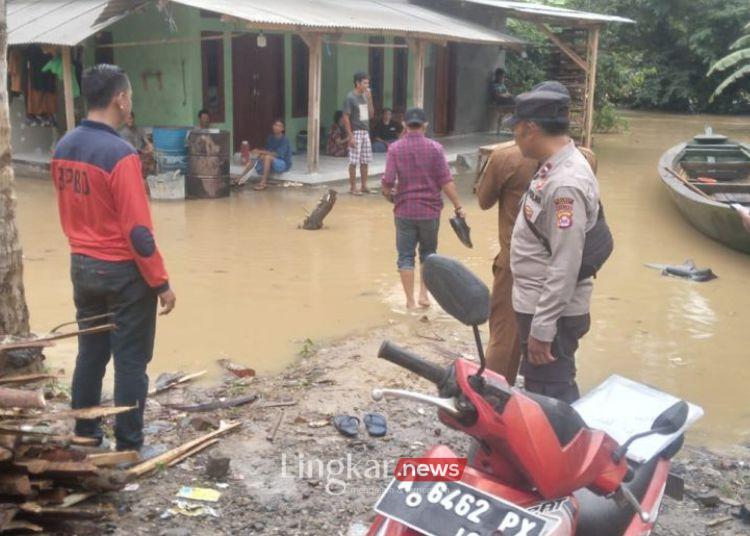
[507,81,601,403]
[476,142,536,384]
[477,138,597,386]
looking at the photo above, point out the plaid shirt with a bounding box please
[382,131,453,220]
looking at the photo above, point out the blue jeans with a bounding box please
[395,217,440,270]
[70,254,157,450]
[256,157,288,175]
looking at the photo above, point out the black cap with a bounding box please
[503,81,570,129]
[404,107,427,126]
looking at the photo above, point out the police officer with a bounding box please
[506,81,601,403]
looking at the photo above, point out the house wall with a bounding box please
[418,0,509,135]
[86,5,415,156]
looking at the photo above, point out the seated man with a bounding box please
[252,118,292,191]
[118,111,154,179]
[490,68,514,106]
[326,111,349,157]
[197,109,211,130]
[371,108,403,153]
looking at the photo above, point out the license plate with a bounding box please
[374,479,548,536]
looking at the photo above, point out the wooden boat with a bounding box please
[658,129,750,254]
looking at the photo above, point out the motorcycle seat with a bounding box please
[574,456,658,536]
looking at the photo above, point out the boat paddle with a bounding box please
[663,167,713,201]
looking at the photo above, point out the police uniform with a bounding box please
[507,82,601,403]
[477,141,598,387]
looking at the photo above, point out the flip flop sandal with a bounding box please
[333,415,360,437]
[363,412,387,437]
[349,190,363,196]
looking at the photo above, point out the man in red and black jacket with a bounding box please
[52,64,176,455]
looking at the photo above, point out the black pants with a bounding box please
[70,254,157,450]
[516,313,591,404]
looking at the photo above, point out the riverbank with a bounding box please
[71,316,749,536]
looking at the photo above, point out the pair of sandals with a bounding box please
[333,412,387,438]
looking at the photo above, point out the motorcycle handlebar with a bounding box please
[378,341,447,385]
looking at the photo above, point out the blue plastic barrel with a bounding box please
[153,127,191,174]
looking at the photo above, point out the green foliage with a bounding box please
[503,20,549,93]
[593,103,629,133]
[558,0,750,113]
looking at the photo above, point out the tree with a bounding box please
[709,22,750,100]
[0,0,31,340]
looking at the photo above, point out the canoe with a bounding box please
[658,130,750,255]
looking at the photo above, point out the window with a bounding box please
[392,37,408,113]
[368,37,385,112]
[201,32,225,123]
[291,36,309,118]
[94,32,114,65]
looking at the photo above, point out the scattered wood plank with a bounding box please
[0,428,98,446]
[257,400,298,409]
[0,388,46,410]
[0,375,61,387]
[0,475,32,497]
[12,405,136,424]
[0,505,19,531]
[128,421,241,478]
[0,447,12,462]
[301,189,337,230]
[167,438,219,467]
[18,502,105,519]
[14,460,98,477]
[59,492,95,508]
[0,324,116,353]
[86,451,138,467]
[2,520,42,532]
[163,394,258,413]
[266,410,284,443]
[148,370,206,396]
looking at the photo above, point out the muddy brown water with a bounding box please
[14,111,750,447]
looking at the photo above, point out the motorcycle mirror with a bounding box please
[651,401,689,435]
[423,255,490,327]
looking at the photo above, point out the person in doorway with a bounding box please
[118,111,154,179]
[381,107,465,310]
[326,110,350,157]
[343,71,375,195]
[476,135,597,385]
[507,81,601,403]
[51,64,176,456]
[371,107,403,153]
[197,109,211,129]
[252,118,292,191]
[490,68,514,106]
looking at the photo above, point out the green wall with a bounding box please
[83,4,414,156]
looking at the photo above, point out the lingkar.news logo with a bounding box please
[395,458,468,482]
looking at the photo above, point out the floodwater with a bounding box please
[14,110,750,448]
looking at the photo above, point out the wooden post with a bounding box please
[583,26,600,149]
[410,39,426,108]
[61,47,75,132]
[302,33,323,174]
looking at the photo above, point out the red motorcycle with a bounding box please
[366,255,693,536]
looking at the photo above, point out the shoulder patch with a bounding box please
[555,197,574,229]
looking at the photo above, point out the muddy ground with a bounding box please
[69,316,750,536]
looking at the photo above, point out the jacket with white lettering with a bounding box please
[52,120,169,292]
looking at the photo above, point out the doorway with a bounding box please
[232,34,285,151]
[433,43,457,136]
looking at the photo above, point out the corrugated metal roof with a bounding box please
[8,0,143,46]
[171,0,524,44]
[455,0,635,25]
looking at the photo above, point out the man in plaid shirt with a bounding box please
[382,108,465,309]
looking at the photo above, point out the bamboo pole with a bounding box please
[61,47,75,132]
[583,26,600,149]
